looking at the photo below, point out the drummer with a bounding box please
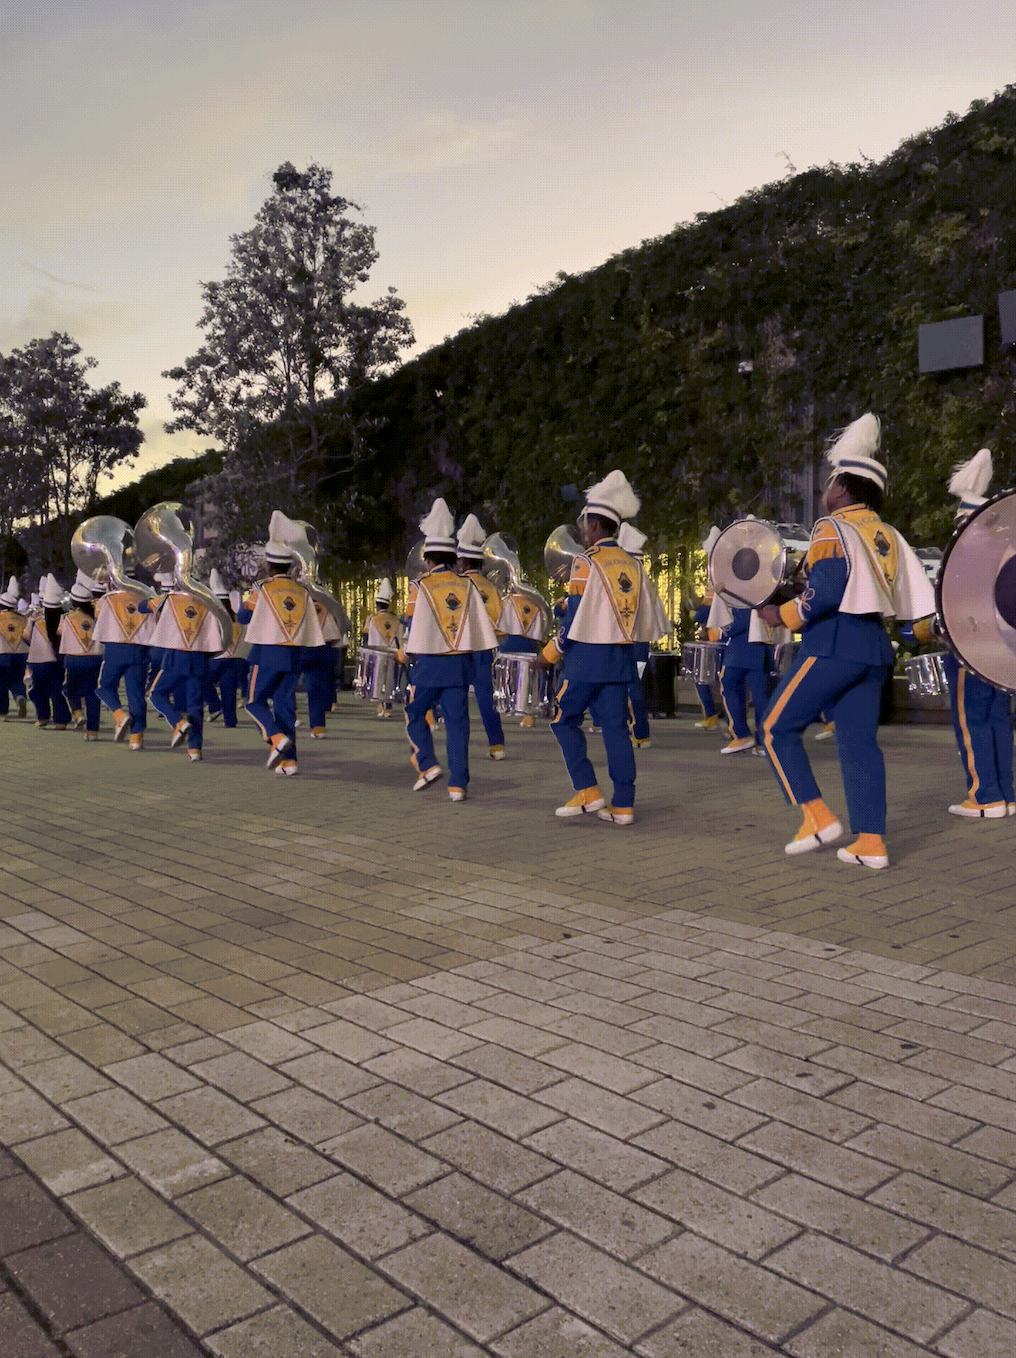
[757,413,934,869]
[691,528,725,731]
[455,515,506,760]
[909,450,1014,819]
[498,546,548,731]
[362,578,404,718]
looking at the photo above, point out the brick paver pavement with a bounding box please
[3,696,1016,1356]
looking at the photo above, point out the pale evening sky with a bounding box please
[3,0,1014,490]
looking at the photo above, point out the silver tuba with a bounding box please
[281,518,349,634]
[70,515,156,599]
[134,502,233,650]
[484,532,551,641]
[543,524,584,584]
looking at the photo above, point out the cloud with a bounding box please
[0,287,110,353]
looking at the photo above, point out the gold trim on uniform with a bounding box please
[64,610,96,650]
[417,573,472,650]
[109,593,146,640]
[1,612,27,649]
[260,577,309,641]
[168,594,209,649]
[588,545,641,639]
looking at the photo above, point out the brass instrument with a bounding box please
[543,524,584,584]
[937,488,1016,694]
[70,516,155,599]
[484,532,551,640]
[278,516,349,633]
[134,502,233,650]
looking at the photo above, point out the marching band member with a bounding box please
[712,588,780,756]
[206,571,248,729]
[758,414,934,869]
[692,528,725,731]
[304,598,343,739]
[617,522,670,748]
[25,576,72,730]
[540,470,658,825]
[94,572,151,749]
[239,515,325,776]
[59,572,103,740]
[139,571,223,761]
[911,450,1014,819]
[362,578,404,717]
[455,514,506,759]
[402,498,499,801]
[0,577,29,721]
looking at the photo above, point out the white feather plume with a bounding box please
[420,497,456,540]
[948,448,992,500]
[825,413,881,468]
[617,523,647,555]
[209,569,228,596]
[268,510,286,542]
[701,526,721,554]
[457,513,486,548]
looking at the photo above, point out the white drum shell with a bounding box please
[355,646,404,702]
[493,654,552,717]
[904,651,949,697]
[681,641,725,684]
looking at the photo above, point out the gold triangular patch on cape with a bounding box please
[419,574,471,649]
[65,611,95,649]
[109,593,145,641]
[168,593,208,649]
[1,613,27,649]
[261,576,308,640]
[589,545,641,641]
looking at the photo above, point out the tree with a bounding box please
[163,162,414,540]
[0,333,145,568]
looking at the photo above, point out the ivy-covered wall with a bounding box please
[327,88,1016,573]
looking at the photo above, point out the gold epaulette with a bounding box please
[805,522,844,567]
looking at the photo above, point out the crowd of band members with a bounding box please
[1,421,1011,866]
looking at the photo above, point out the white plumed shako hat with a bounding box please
[825,413,886,490]
[420,498,457,554]
[209,569,229,598]
[456,513,486,560]
[42,575,64,607]
[948,448,992,519]
[0,576,19,608]
[265,511,295,564]
[70,570,96,603]
[376,577,394,604]
[581,470,640,526]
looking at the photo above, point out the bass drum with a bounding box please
[354,646,404,702]
[709,519,805,609]
[493,653,552,718]
[937,488,1016,694]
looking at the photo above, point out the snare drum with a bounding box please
[354,645,402,702]
[493,653,552,717]
[681,641,725,685]
[904,651,949,697]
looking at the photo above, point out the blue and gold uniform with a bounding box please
[718,606,774,753]
[763,506,895,848]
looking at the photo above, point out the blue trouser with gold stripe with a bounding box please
[943,654,1014,806]
[151,652,208,751]
[552,680,635,808]
[97,641,148,732]
[719,663,774,745]
[405,684,470,788]
[29,661,71,726]
[763,655,889,834]
[63,655,102,731]
[469,649,504,748]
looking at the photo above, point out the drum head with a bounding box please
[709,520,789,608]
[938,489,1016,695]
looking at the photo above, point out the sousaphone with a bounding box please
[937,488,1016,694]
[708,519,804,609]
